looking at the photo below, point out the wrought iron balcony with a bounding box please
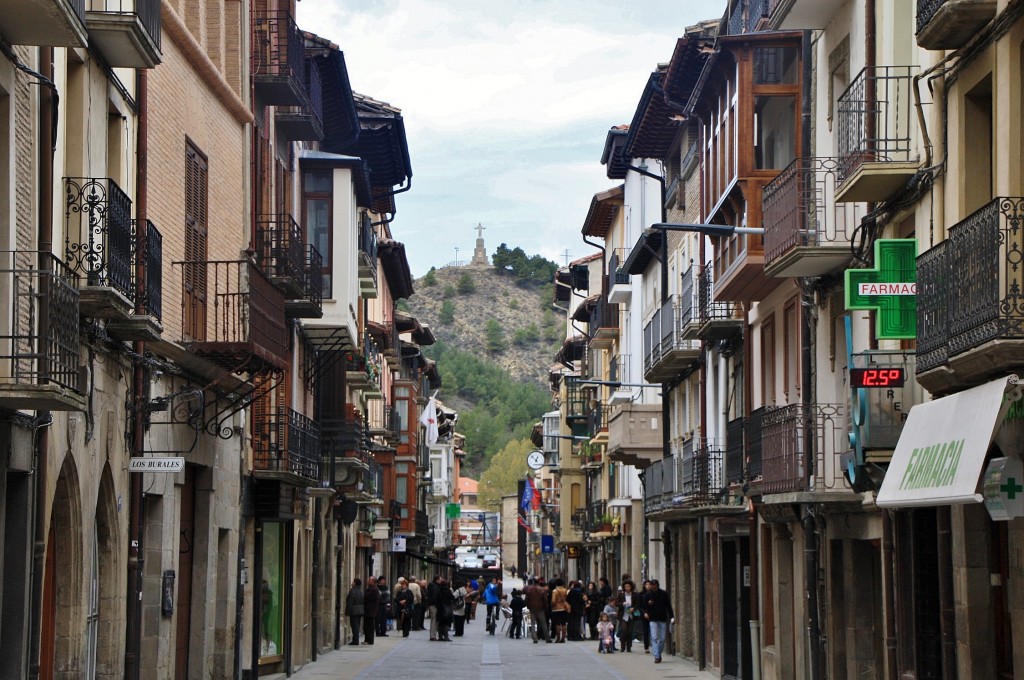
[277,57,324,141]
[608,249,631,304]
[643,454,674,515]
[836,66,920,203]
[106,219,164,341]
[252,10,308,106]
[917,0,995,50]
[746,406,765,480]
[763,157,867,278]
[697,266,743,340]
[917,197,1024,393]
[607,403,662,468]
[0,251,85,411]
[64,176,133,317]
[726,417,745,484]
[682,439,726,506]
[322,407,371,490]
[256,214,323,318]
[761,403,849,496]
[0,0,87,47]
[253,407,320,486]
[84,0,161,68]
[564,375,596,436]
[585,500,612,536]
[643,292,700,383]
[358,213,379,298]
[173,260,288,375]
[588,296,619,350]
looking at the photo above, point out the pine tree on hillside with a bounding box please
[485,319,506,353]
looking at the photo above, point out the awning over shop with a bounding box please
[877,376,1021,508]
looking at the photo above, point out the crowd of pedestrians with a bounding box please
[343,570,673,665]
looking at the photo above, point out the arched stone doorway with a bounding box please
[91,465,122,679]
[41,455,84,679]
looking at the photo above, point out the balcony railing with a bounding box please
[761,403,847,495]
[643,453,679,515]
[0,251,82,403]
[609,250,630,286]
[255,215,322,318]
[917,198,1024,384]
[277,58,324,141]
[680,438,725,505]
[837,66,917,186]
[588,296,619,349]
[137,219,162,320]
[321,408,369,469]
[84,0,161,68]
[252,10,307,106]
[746,406,765,479]
[726,417,745,484]
[586,500,610,534]
[917,0,996,50]
[644,294,701,381]
[173,260,288,373]
[64,177,133,303]
[762,157,866,277]
[358,213,378,297]
[697,266,742,338]
[253,406,320,485]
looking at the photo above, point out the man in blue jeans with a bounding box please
[483,577,502,634]
[642,579,673,664]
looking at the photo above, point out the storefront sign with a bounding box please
[129,456,184,472]
[845,239,917,339]
[983,457,1024,521]
[878,377,1014,507]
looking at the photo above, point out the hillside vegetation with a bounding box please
[405,255,565,476]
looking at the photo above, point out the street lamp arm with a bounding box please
[650,222,765,236]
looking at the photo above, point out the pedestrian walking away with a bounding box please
[642,578,674,663]
[344,578,364,646]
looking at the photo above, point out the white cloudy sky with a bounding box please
[296,0,724,277]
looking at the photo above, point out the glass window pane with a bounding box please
[304,171,331,192]
[397,476,408,503]
[755,96,796,170]
[754,47,799,85]
[305,197,331,297]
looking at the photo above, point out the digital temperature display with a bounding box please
[850,367,906,388]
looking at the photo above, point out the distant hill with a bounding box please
[404,262,566,474]
[406,264,563,388]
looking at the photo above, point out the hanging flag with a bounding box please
[517,514,533,533]
[520,477,533,511]
[525,476,541,510]
[419,397,439,447]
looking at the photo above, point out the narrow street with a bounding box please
[286,606,717,680]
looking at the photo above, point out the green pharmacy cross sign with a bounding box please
[845,239,918,340]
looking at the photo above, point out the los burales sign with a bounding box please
[845,239,918,340]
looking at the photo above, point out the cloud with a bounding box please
[296,0,724,276]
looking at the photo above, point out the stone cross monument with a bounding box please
[469,223,491,267]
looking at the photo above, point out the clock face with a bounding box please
[527,451,545,469]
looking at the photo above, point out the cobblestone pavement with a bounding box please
[286,613,719,680]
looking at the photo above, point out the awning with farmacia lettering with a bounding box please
[877,375,1023,508]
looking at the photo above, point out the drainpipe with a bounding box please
[27,46,55,680]
[628,161,667,585]
[125,66,150,680]
[749,502,761,680]
[312,499,320,661]
[881,509,898,680]
[937,507,955,680]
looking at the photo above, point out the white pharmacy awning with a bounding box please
[877,376,1020,508]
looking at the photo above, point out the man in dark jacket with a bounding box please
[376,576,392,636]
[363,580,380,645]
[344,579,364,645]
[524,578,551,644]
[642,579,674,663]
[395,578,415,637]
[426,575,441,640]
